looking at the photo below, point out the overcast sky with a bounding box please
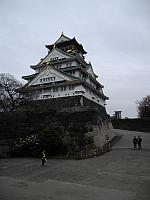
[0,0,150,118]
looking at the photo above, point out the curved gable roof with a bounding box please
[55,32,71,44]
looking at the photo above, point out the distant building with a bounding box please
[22,33,108,107]
[114,111,122,119]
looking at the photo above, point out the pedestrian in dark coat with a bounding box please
[41,150,47,166]
[133,136,137,149]
[137,136,142,150]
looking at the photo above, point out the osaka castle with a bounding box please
[22,33,108,108]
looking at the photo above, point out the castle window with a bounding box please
[56,64,61,69]
[53,87,58,92]
[66,62,72,67]
[50,57,58,62]
[50,77,55,81]
[42,76,56,82]
[61,86,66,91]
[69,85,74,90]
[70,71,75,75]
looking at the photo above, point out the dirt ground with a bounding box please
[0,129,150,200]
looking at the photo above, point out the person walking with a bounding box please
[133,136,138,149]
[41,150,47,166]
[137,136,142,150]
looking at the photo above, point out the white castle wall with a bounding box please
[35,84,105,107]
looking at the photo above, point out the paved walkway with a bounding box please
[0,129,150,200]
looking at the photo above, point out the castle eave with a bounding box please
[45,38,87,54]
[22,73,38,80]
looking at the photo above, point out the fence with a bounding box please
[62,142,112,160]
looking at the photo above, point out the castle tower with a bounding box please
[22,33,108,107]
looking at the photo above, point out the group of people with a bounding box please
[133,136,142,150]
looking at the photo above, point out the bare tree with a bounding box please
[137,95,150,118]
[0,73,27,112]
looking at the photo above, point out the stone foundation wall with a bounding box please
[0,96,114,155]
[19,95,107,116]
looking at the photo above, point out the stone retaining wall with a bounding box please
[0,96,114,157]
